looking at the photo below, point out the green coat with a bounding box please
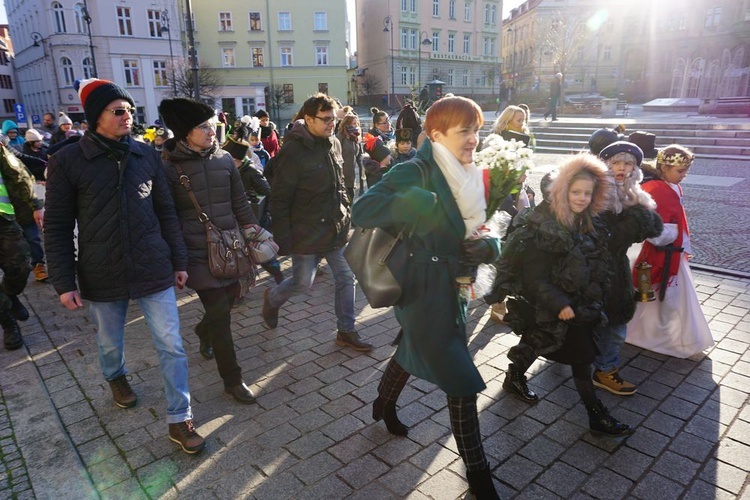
[351,140,499,397]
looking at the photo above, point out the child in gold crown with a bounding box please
[627,144,714,358]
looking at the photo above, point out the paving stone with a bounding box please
[245,470,304,499]
[496,454,544,490]
[337,453,390,489]
[285,430,335,459]
[669,431,715,462]
[416,467,468,500]
[535,461,587,497]
[683,479,738,500]
[295,474,353,499]
[560,441,611,474]
[518,435,565,467]
[288,451,342,485]
[630,471,684,499]
[641,411,686,437]
[651,450,701,485]
[699,457,747,494]
[581,468,633,500]
[713,438,750,471]
[409,441,460,475]
[376,461,429,497]
[372,437,422,466]
[605,446,653,481]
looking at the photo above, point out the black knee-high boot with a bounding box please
[503,343,539,403]
[373,358,410,436]
[447,395,499,500]
[572,364,633,436]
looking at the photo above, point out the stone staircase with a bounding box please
[485,121,750,161]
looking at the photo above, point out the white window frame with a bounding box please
[117,6,133,36]
[222,47,235,67]
[83,57,94,79]
[447,68,454,85]
[61,56,74,85]
[464,2,472,21]
[410,29,417,50]
[74,3,86,34]
[462,69,469,86]
[314,11,327,31]
[252,47,264,67]
[278,12,292,31]
[401,28,408,49]
[449,0,456,19]
[147,9,163,38]
[219,12,233,31]
[448,33,455,53]
[432,32,439,51]
[280,46,293,66]
[153,60,168,87]
[123,59,140,86]
[315,46,329,65]
[463,34,470,54]
[433,0,440,17]
[53,2,67,33]
[249,12,262,31]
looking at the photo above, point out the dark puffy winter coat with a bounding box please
[270,120,350,255]
[600,205,663,325]
[45,132,187,301]
[161,140,258,291]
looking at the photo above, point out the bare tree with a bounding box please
[170,59,224,102]
[538,10,588,98]
[268,84,292,123]
[359,72,383,96]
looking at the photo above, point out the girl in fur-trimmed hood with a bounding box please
[548,153,614,231]
[495,153,634,436]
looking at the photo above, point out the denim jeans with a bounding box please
[88,287,193,423]
[267,247,356,333]
[593,323,627,373]
[21,222,44,265]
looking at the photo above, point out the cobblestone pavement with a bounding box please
[0,256,748,499]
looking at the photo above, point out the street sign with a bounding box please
[31,114,41,125]
[14,103,25,123]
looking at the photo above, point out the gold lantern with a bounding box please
[635,261,656,302]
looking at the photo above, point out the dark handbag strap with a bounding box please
[403,158,428,238]
[173,161,213,226]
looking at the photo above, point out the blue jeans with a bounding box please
[88,287,193,424]
[267,247,356,333]
[593,323,627,373]
[21,222,44,265]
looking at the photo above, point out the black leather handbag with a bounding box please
[345,160,426,308]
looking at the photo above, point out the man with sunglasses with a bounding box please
[44,78,205,454]
[263,93,372,352]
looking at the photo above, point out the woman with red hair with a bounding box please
[353,96,501,499]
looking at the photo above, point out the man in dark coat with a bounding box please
[262,93,372,352]
[44,78,205,454]
[544,72,563,121]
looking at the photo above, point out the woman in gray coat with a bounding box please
[159,98,259,404]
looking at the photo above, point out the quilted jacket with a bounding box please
[44,132,187,301]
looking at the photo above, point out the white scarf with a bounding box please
[431,141,486,238]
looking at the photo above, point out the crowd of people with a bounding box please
[0,77,713,497]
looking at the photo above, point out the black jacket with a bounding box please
[44,132,188,301]
[600,205,663,325]
[270,121,350,255]
[162,140,258,291]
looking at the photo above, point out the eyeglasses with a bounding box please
[104,107,135,116]
[312,115,336,125]
[376,120,390,126]
[195,123,216,133]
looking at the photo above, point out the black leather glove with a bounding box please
[460,238,495,265]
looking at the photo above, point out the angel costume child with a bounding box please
[627,145,713,358]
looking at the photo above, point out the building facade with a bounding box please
[190,0,351,124]
[356,0,503,111]
[0,27,20,124]
[501,0,750,104]
[8,0,182,126]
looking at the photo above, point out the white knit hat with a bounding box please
[25,129,44,142]
[58,112,73,126]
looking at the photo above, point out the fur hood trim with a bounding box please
[549,154,614,231]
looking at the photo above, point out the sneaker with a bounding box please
[335,331,373,352]
[33,263,49,282]
[261,288,279,329]
[108,375,137,408]
[168,420,206,454]
[9,296,29,322]
[593,369,637,396]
